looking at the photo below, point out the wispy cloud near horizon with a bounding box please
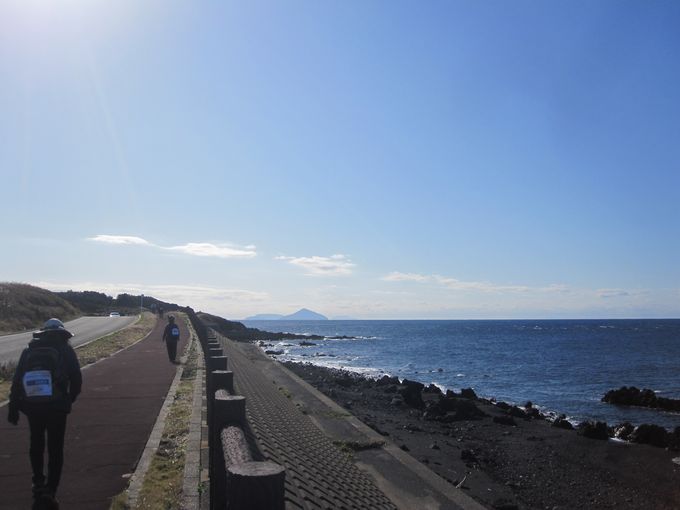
[277,254,355,276]
[88,235,256,259]
[382,271,567,294]
[89,235,151,246]
[166,242,256,258]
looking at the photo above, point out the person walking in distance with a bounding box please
[7,318,82,509]
[162,315,181,363]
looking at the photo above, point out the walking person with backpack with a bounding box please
[162,315,181,363]
[7,318,82,509]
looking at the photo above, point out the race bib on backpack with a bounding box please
[19,345,64,403]
[23,370,53,397]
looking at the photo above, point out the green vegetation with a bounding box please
[58,290,181,316]
[332,439,386,453]
[0,282,80,334]
[0,361,17,402]
[320,409,352,419]
[132,378,193,509]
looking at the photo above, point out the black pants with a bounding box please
[28,412,67,493]
[165,339,178,361]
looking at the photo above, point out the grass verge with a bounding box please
[333,438,386,453]
[111,313,200,510]
[0,312,157,403]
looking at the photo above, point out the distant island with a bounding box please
[245,308,328,321]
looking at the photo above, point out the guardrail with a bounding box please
[186,310,285,510]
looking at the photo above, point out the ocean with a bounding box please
[243,319,680,429]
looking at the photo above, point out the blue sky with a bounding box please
[1,1,679,319]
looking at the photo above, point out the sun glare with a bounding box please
[1,0,132,48]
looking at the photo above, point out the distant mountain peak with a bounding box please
[244,308,328,321]
[284,308,328,320]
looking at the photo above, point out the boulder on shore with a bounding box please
[578,421,610,440]
[630,424,669,448]
[613,422,635,441]
[398,379,425,409]
[460,387,478,400]
[425,396,487,421]
[552,416,574,430]
[603,386,680,412]
[376,375,400,386]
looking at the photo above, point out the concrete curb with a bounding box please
[126,363,186,507]
[181,351,204,510]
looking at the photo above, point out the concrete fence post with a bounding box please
[212,370,234,394]
[206,355,225,427]
[226,461,285,510]
[214,391,245,426]
[211,392,246,510]
[210,355,228,372]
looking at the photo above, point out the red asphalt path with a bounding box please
[0,316,188,509]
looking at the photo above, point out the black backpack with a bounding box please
[19,344,66,405]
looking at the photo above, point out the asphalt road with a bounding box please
[0,315,138,364]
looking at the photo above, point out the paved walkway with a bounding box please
[0,316,188,510]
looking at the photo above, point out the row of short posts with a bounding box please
[206,335,285,510]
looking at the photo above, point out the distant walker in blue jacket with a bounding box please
[162,315,181,363]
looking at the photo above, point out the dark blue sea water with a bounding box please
[244,319,680,429]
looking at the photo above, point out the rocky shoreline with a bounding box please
[283,361,680,510]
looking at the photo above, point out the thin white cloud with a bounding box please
[89,234,256,259]
[383,271,563,294]
[277,254,355,276]
[434,275,532,293]
[166,243,257,259]
[596,288,646,299]
[89,235,151,246]
[382,272,430,282]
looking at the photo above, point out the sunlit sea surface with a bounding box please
[244,319,680,429]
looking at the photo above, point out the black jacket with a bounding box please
[163,322,180,342]
[9,330,82,415]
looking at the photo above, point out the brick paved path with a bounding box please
[0,316,188,510]
[216,334,396,510]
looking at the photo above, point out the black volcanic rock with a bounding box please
[603,386,680,412]
[427,396,487,421]
[460,388,478,400]
[613,422,635,441]
[398,379,425,409]
[630,424,669,448]
[578,421,610,440]
[552,416,574,430]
